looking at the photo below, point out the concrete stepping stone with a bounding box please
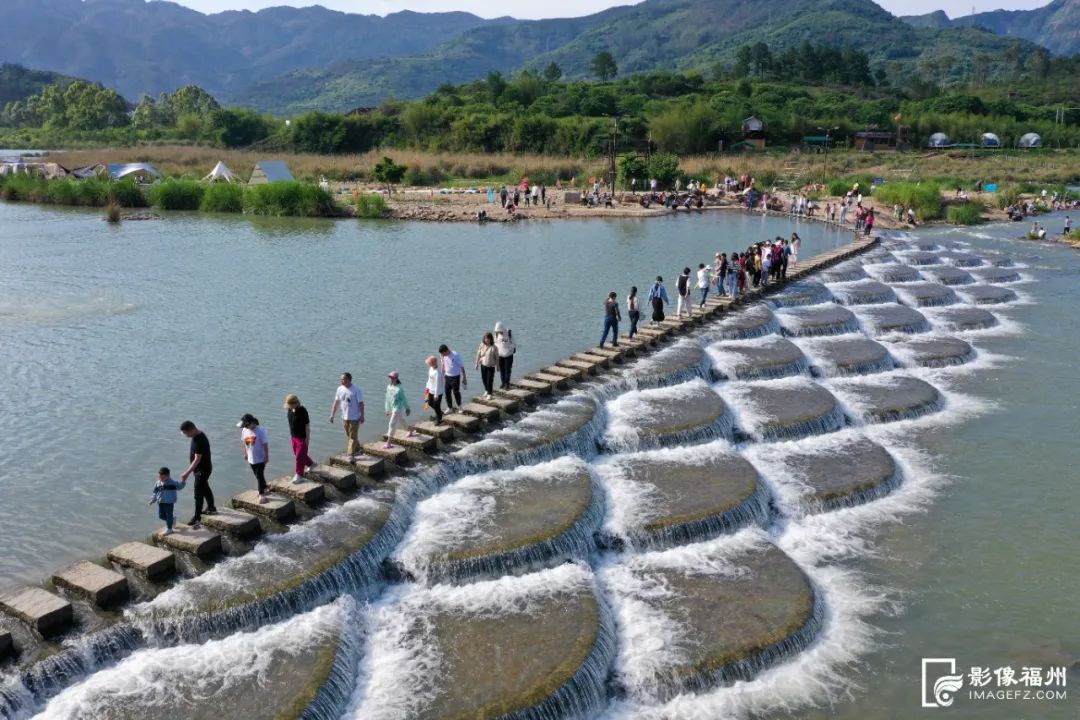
[778,304,860,337]
[497,387,538,404]
[459,402,501,422]
[232,490,296,522]
[722,379,845,441]
[623,332,656,347]
[604,536,816,701]
[897,281,958,307]
[200,507,262,538]
[327,454,386,478]
[573,352,611,368]
[385,430,438,453]
[544,364,583,381]
[530,372,571,389]
[831,376,943,423]
[868,263,921,283]
[556,358,600,375]
[757,435,900,511]
[395,457,599,582]
[819,263,868,282]
[591,346,626,361]
[0,628,11,659]
[930,306,998,331]
[802,336,894,376]
[604,379,732,451]
[708,336,807,380]
[990,257,1015,267]
[473,395,520,413]
[511,378,554,395]
[153,525,222,559]
[712,304,778,339]
[269,475,328,504]
[361,441,410,465]
[887,335,975,368]
[52,560,129,607]
[460,396,598,463]
[305,463,359,490]
[828,280,897,305]
[973,267,1022,283]
[855,305,931,335]
[413,421,455,442]
[914,241,939,251]
[598,446,767,548]
[442,413,482,433]
[107,542,175,581]
[924,266,975,285]
[959,284,1018,304]
[0,587,73,638]
[942,251,984,267]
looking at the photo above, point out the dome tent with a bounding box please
[928,132,950,148]
[981,133,1001,148]
[1018,133,1042,149]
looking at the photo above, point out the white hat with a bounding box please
[494,321,506,333]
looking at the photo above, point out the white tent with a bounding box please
[981,133,1001,148]
[203,161,239,183]
[928,132,950,148]
[1018,132,1042,149]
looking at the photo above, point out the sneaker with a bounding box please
[259,496,269,504]
[189,520,201,529]
[163,529,175,536]
[612,342,619,347]
[292,474,304,484]
[383,442,394,449]
[204,508,217,515]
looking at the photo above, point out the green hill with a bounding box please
[904,0,1080,56]
[0,63,80,106]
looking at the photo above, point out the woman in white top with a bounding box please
[425,355,445,423]
[475,332,499,399]
[790,232,801,267]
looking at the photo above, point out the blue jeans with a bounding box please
[158,502,175,531]
[729,272,739,297]
[600,316,619,346]
[699,286,709,306]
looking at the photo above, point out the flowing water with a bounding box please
[1,202,1078,720]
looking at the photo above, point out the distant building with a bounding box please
[854,130,893,152]
[742,116,766,149]
[981,133,1002,148]
[1018,132,1041,149]
[248,161,294,185]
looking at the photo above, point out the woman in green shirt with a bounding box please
[384,371,414,448]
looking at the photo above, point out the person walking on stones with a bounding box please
[330,372,365,458]
[439,344,467,411]
[148,466,185,535]
[494,322,516,390]
[384,371,415,448]
[599,291,621,348]
[475,332,498,399]
[864,208,875,237]
[425,355,446,423]
[284,394,314,484]
[790,233,801,268]
[648,276,669,324]
[237,413,270,502]
[676,267,693,318]
[179,420,216,528]
[696,263,711,308]
[627,286,641,339]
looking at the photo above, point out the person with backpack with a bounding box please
[676,267,693,318]
[647,276,669,323]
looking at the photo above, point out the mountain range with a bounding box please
[0,0,1075,114]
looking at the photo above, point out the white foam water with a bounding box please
[604,378,729,451]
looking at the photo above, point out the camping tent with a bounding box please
[981,133,1001,148]
[72,164,107,179]
[203,161,239,183]
[0,162,68,179]
[107,163,161,182]
[248,161,294,185]
[1018,132,1042,149]
[928,132,950,148]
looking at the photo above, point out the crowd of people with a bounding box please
[149,324,518,533]
[598,233,801,347]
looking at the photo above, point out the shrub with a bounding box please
[874,181,943,221]
[946,201,984,225]
[200,183,245,213]
[402,165,446,187]
[993,185,1022,210]
[105,202,121,223]
[354,193,388,219]
[826,175,875,197]
[149,179,205,210]
[243,181,337,217]
[108,180,148,208]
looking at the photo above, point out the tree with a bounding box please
[486,71,507,101]
[591,51,618,81]
[543,62,563,82]
[617,153,647,189]
[646,152,682,190]
[373,156,406,196]
[1030,49,1050,80]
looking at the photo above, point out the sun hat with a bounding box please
[388,371,400,381]
[283,394,300,409]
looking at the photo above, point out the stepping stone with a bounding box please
[924,266,975,285]
[636,326,669,339]
[327,454,386,478]
[530,372,570,389]
[973,267,1022,283]
[395,457,599,582]
[942,251,984,267]
[707,336,807,380]
[573,352,611,368]
[232,490,297,522]
[959,284,1017,305]
[722,379,844,442]
[855,305,931,335]
[153,525,222,560]
[511,378,553,395]
[901,250,939,265]
[931,306,998,331]
[868,263,921,283]
[0,587,72,638]
[888,336,975,368]
[361,441,410,465]
[713,304,777,339]
[269,475,328,504]
[108,542,175,581]
[461,396,598,462]
[914,241,938,251]
[556,358,599,375]
[828,280,896,305]
[591,346,625,361]
[0,629,10,659]
[819,263,868,282]
[413,421,455,442]
[52,560,129,607]
[802,336,894,376]
[634,341,707,385]
[385,430,438,453]
[459,402,501,422]
[831,376,942,423]
[604,379,732,452]
[473,395,520,413]
[305,463,359,490]
[778,304,860,337]
[605,538,816,701]
[896,282,958,307]
[623,333,657,347]
[200,508,262,538]
[544,365,583,381]
[990,257,1015,267]
[443,413,482,433]
[499,387,537,404]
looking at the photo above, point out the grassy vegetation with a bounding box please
[148,178,205,210]
[946,201,985,225]
[200,183,245,213]
[243,181,337,217]
[354,194,388,219]
[873,181,944,221]
[0,173,148,207]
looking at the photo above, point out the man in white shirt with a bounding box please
[439,344,467,411]
[329,372,365,456]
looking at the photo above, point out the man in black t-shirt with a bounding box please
[180,420,217,527]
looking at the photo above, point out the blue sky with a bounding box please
[168,0,1052,21]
